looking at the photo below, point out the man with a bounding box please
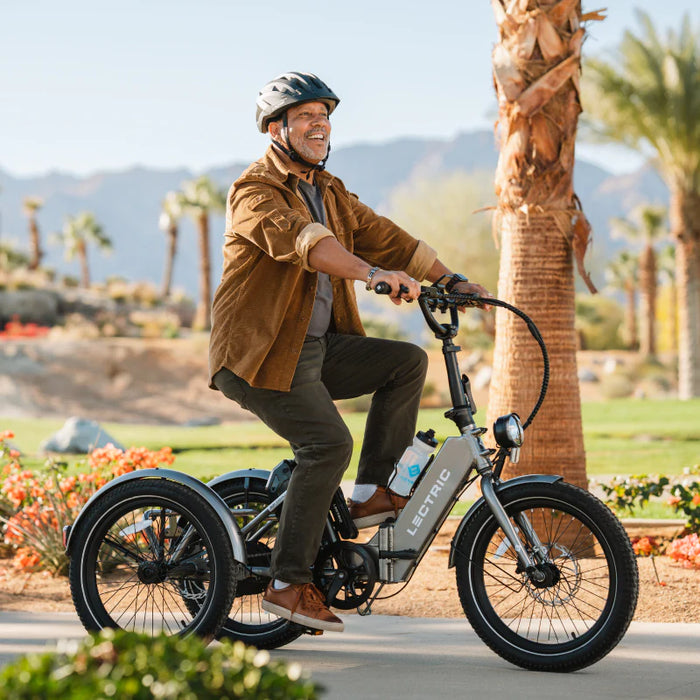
[209,71,490,633]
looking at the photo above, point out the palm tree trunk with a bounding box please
[28,217,42,271]
[161,224,178,299]
[489,0,592,489]
[670,188,700,399]
[638,245,656,358]
[624,282,638,351]
[78,240,90,288]
[194,211,212,330]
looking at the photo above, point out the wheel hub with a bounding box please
[137,561,167,584]
[528,562,561,589]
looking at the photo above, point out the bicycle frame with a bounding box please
[219,286,551,587]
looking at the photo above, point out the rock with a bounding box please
[578,368,599,383]
[183,416,221,427]
[0,289,60,326]
[603,357,622,374]
[473,365,492,390]
[40,417,125,454]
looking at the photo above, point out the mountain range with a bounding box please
[0,130,668,299]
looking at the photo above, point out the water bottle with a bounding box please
[387,429,438,497]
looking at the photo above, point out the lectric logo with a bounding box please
[408,464,420,478]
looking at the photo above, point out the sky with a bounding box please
[1,0,698,178]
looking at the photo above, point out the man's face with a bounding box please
[272,101,331,163]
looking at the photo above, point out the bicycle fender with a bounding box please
[447,474,563,568]
[64,468,247,565]
[208,468,271,491]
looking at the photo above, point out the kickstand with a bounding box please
[358,583,385,616]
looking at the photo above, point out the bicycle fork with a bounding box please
[480,475,550,580]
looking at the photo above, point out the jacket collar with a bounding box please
[236,144,333,195]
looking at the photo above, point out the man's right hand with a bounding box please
[370,270,421,306]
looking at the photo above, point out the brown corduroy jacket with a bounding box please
[208,145,437,392]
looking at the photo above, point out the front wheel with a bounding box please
[68,479,237,642]
[454,481,638,672]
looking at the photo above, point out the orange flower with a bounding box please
[668,496,681,506]
[692,494,700,507]
[0,430,14,441]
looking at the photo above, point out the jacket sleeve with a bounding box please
[348,193,437,280]
[228,182,336,271]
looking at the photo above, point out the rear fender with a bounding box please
[64,468,246,565]
[447,474,563,568]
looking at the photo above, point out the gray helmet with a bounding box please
[256,72,340,133]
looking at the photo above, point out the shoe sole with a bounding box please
[261,600,344,632]
[353,509,399,530]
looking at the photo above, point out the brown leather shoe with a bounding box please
[347,486,409,529]
[261,582,344,632]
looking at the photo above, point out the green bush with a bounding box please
[0,629,321,700]
[575,295,624,350]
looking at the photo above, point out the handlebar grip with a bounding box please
[374,281,391,294]
[374,282,410,297]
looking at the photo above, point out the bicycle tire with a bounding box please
[68,479,236,643]
[454,480,638,672]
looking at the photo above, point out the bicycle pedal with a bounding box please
[303,627,324,636]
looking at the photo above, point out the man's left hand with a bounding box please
[452,280,494,312]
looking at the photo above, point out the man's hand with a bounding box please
[452,280,494,312]
[370,270,421,305]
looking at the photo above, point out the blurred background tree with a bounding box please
[53,212,112,288]
[22,196,44,271]
[585,11,700,398]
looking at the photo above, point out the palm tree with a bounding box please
[180,176,226,330]
[54,212,112,288]
[487,1,602,490]
[606,251,639,350]
[610,205,667,357]
[584,12,700,398]
[159,190,183,299]
[658,244,677,352]
[22,196,44,270]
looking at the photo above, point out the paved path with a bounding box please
[1,612,698,699]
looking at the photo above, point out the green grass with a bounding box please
[2,399,699,487]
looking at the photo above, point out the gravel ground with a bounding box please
[1,520,697,623]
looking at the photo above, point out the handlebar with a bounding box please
[373,280,549,431]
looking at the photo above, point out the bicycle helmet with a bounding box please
[256,71,340,133]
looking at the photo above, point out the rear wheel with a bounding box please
[454,481,638,672]
[213,478,303,649]
[68,479,236,642]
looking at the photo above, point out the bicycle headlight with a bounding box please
[493,413,523,448]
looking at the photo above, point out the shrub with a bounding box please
[0,432,174,575]
[595,465,700,534]
[0,629,320,699]
[667,533,700,569]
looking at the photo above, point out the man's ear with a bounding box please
[268,119,281,140]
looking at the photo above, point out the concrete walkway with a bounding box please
[1,612,698,699]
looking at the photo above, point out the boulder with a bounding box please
[40,416,125,454]
[0,289,60,326]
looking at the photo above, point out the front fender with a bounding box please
[65,468,246,565]
[448,474,563,568]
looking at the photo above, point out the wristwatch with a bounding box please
[444,273,469,292]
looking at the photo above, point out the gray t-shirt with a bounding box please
[298,179,333,337]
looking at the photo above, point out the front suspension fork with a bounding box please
[479,475,549,579]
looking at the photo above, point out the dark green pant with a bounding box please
[213,333,428,583]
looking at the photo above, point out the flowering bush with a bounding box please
[630,535,661,557]
[667,534,700,569]
[0,315,50,340]
[595,465,700,534]
[0,430,174,576]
